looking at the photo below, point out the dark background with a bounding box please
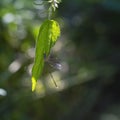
[0,0,120,120]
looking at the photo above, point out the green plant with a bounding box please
[31,0,61,91]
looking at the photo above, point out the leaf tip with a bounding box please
[32,77,37,91]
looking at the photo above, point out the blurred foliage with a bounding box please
[0,0,120,120]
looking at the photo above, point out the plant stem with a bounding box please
[48,6,52,20]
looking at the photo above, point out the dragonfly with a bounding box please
[44,53,62,87]
[44,54,62,70]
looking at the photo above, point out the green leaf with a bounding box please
[31,20,60,91]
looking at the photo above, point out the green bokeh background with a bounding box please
[0,0,120,120]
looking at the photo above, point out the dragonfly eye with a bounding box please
[44,54,47,60]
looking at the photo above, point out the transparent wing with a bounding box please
[48,61,62,70]
[44,54,62,70]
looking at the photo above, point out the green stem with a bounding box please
[48,6,52,20]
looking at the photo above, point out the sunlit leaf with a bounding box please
[31,19,60,91]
